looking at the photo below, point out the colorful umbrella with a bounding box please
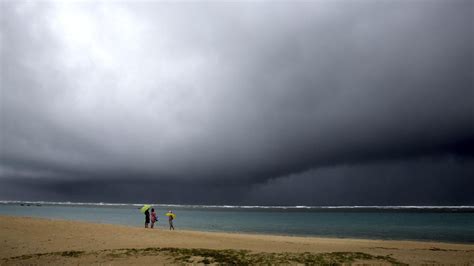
[166,212,176,219]
[140,204,151,213]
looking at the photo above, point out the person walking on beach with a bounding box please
[150,208,157,229]
[144,208,150,228]
[168,210,175,230]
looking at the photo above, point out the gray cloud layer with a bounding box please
[1,0,473,204]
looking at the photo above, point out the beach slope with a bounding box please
[0,216,473,265]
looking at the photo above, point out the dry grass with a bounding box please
[2,247,405,265]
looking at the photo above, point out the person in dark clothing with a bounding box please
[144,209,150,228]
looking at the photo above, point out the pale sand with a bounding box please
[1,215,473,265]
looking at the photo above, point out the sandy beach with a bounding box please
[0,215,473,265]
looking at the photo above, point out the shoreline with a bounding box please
[2,213,473,245]
[3,214,471,245]
[1,215,473,264]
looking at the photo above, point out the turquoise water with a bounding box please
[1,202,473,243]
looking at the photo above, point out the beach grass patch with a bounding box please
[158,248,405,265]
[3,247,405,265]
[60,250,84,257]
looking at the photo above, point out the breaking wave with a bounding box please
[1,200,473,210]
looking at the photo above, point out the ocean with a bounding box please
[1,201,473,243]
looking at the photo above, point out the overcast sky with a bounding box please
[1,0,473,205]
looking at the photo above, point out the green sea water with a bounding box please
[1,202,473,243]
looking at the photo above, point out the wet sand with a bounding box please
[1,215,473,265]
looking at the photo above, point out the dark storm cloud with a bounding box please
[0,0,473,203]
[1,157,473,205]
